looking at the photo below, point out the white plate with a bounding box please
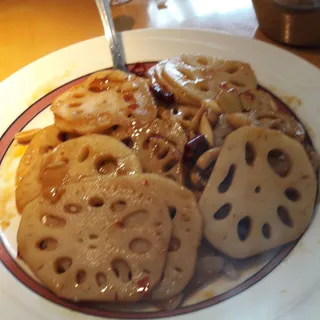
[0,29,319,320]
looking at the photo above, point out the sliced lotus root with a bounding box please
[216,89,243,113]
[51,70,157,135]
[240,89,278,114]
[15,125,75,212]
[17,175,172,302]
[159,55,218,106]
[16,125,69,185]
[170,105,218,134]
[211,60,258,92]
[170,105,199,130]
[199,126,317,259]
[225,110,305,142]
[148,62,192,105]
[16,134,142,212]
[256,113,306,143]
[155,55,257,106]
[107,116,187,183]
[125,174,202,300]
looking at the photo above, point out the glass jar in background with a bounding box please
[252,0,320,47]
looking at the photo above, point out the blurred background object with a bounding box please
[0,0,319,82]
[110,0,131,5]
[252,0,320,47]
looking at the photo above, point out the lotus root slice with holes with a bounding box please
[15,126,74,212]
[159,56,218,106]
[51,70,157,135]
[107,117,187,183]
[16,134,142,213]
[199,126,317,259]
[16,125,68,185]
[17,175,172,302]
[122,174,202,300]
[152,55,257,106]
[148,62,193,106]
[170,105,199,130]
[240,89,278,114]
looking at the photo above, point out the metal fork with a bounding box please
[95,0,127,71]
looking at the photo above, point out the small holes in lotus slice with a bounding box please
[229,80,245,88]
[123,210,148,228]
[111,259,132,282]
[142,137,151,150]
[111,200,127,212]
[121,137,134,149]
[88,77,110,92]
[129,238,151,254]
[213,203,232,220]
[156,145,170,160]
[174,267,183,273]
[262,223,271,239]
[225,65,239,74]
[168,206,177,219]
[88,197,104,207]
[277,206,293,228]
[76,270,87,285]
[77,145,90,162]
[245,142,256,165]
[285,188,300,202]
[68,102,82,108]
[64,203,82,213]
[41,214,66,228]
[144,136,174,161]
[94,156,118,175]
[37,238,58,251]
[267,149,291,177]
[237,216,251,241]
[96,272,107,288]
[71,92,85,99]
[104,125,119,136]
[197,56,209,66]
[57,132,75,142]
[255,185,261,193]
[55,257,72,274]
[218,164,236,193]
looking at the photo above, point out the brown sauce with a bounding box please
[40,158,69,203]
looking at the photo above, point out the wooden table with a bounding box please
[0,0,319,82]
